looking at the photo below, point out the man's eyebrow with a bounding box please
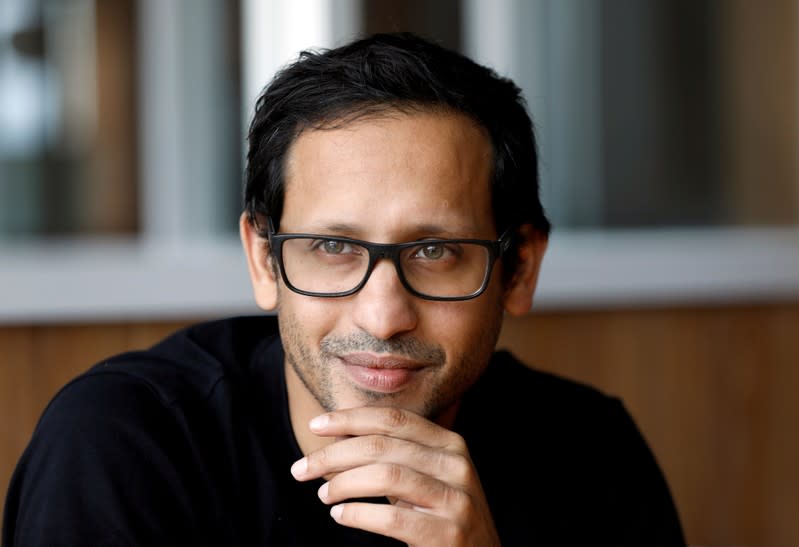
[289,222,481,239]
[299,222,361,235]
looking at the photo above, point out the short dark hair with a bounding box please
[244,32,550,273]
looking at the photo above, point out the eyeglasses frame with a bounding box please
[264,218,513,301]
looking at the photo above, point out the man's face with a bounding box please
[270,111,511,420]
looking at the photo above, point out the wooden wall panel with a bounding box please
[0,327,36,513]
[497,304,799,547]
[1,305,798,547]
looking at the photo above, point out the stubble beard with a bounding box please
[277,297,505,422]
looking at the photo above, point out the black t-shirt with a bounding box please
[3,316,685,546]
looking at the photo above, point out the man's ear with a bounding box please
[239,212,279,311]
[503,224,548,316]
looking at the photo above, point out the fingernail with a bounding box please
[318,482,329,501]
[309,414,329,430]
[330,504,343,520]
[290,457,307,478]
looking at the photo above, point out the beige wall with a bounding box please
[2,303,798,546]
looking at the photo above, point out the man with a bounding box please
[4,33,685,546]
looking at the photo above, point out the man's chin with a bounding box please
[332,388,427,414]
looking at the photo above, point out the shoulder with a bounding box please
[71,314,280,407]
[5,369,204,544]
[461,351,686,545]
[3,315,284,545]
[19,314,284,479]
[465,350,646,451]
[22,314,284,465]
[469,350,614,414]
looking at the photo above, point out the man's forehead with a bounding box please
[279,111,495,238]
[285,110,491,162]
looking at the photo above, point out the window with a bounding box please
[0,0,139,236]
[0,0,242,241]
[2,0,797,322]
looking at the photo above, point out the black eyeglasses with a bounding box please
[265,219,512,301]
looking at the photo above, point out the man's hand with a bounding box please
[290,407,501,547]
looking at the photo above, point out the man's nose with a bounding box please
[350,259,418,340]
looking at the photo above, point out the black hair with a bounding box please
[244,32,550,276]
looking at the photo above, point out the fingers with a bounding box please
[292,407,500,546]
[291,433,476,489]
[317,462,466,511]
[308,406,467,452]
[329,502,467,547]
[293,434,437,479]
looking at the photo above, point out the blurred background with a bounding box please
[1,1,798,545]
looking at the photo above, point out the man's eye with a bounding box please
[314,240,353,255]
[416,244,446,260]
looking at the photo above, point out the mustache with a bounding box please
[320,331,446,365]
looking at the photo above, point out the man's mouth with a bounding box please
[338,353,427,393]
